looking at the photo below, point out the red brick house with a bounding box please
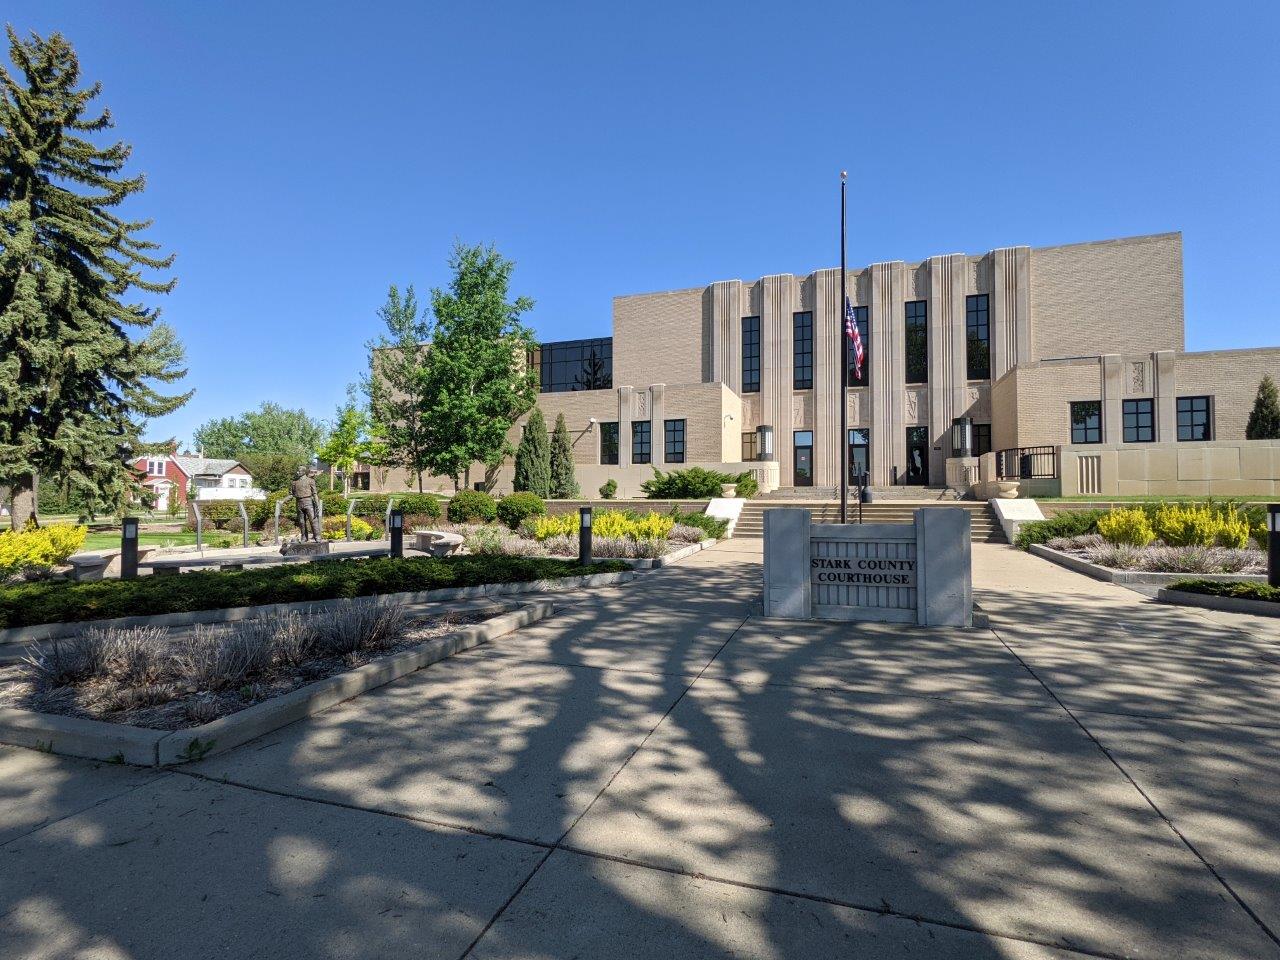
[132,454,260,511]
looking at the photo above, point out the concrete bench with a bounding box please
[67,551,118,582]
[413,530,464,557]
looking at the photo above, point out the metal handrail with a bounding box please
[996,446,1058,480]
[191,500,203,551]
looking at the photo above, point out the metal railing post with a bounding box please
[346,498,359,542]
[273,498,283,544]
[192,500,203,551]
[384,498,395,538]
[237,501,250,548]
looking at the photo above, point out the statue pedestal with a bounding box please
[281,540,331,558]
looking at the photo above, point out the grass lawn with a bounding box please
[80,530,201,552]
[0,554,630,629]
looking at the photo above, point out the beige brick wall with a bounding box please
[1174,347,1280,440]
[661,382,733,462]
[1010,359,1105,447]
[1030,233,1183,360]
[612,287,705,388]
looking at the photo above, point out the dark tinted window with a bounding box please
[600,422,619,465]
[536,337,612,393]
[742,431,758,462]
[793,312,813,390]
[905,301,928,384]
[973,422,992,457]
[664,419,686,463]
[846,305,869,386]
[966,295,990,380]
[1123,398,1154,443]
[631,421,651,464]
[741,317,760,393]
[1177,396,1212,441]
[1071,401,1102,444]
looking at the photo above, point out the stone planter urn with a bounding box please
[991,480,1020,499]
[720,483,738,498]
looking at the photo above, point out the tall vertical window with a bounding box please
[664,419,686,463]
[1177,396,1213,441]
[848,428,870,480]
[631,421,651,464]
[1123,399,1155,443]
[742,431,758,462]
[965,294,990,380]
[1070,401,1102,444]
[600,422,619,465]
[905,300,928,384]
[741,316,760,393]
[972,423,992,457]
[846,305,869,386]
[792,311,813,390]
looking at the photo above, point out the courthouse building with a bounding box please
[372,231,1280,498]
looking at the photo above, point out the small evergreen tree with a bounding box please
[1246,374,1280,440]
[0,28,190,527]
[513,407,551,497]
[549,413,579,499]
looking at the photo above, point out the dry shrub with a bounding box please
[23,634,103,690]
[90,625,170,685]
[243,610,319,667]
[175,624,272,691]
[668,523,705,544]
[186,699,222,725]
[314,598,406,656]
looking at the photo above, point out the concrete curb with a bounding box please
[0,569,635,646]
[0,600,556,767]
[614,538,716,570]
[1156,587,1280,618]
[1029,544,1267,586]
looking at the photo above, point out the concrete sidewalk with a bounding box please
[3,540,1278,958]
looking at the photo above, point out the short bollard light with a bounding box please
[1268,503,1279,588]
[579,506,593,565]
[389,508,404,559]
[121,517,139,580]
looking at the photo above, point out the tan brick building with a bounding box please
[373,231,1280,497]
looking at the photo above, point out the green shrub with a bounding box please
[496,492,547,529]
[668,507,728,539]
[732,471,759,498]
[447,489,497,523]
[599,479,617,500]
[641,467,755,499]
[1096,508,1156,547]
[321,515,376,541]
[0,525,88,580]
[1152,503,1251,549]
[1169,579,1280,603]
[1014,509,1105,550]
[0,555,631,629]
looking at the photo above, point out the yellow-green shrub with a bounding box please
[529,510,674,542]
[322,515,376,541]
[0,525,88,578]
[1152,504,1251,548]
[1096,508,1155,547]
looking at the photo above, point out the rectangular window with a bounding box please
[1070,401,1102,444]
[664,419,686,463]
[1123,398,1155,443]
[741,316,760,393]
[965,294,990,380]
[846,305,869,386]
[631,421,651,464]
[534,337,613,393]
[792,311,813,390]
[600,421,619,465]
[146,458,166,477]
[848,428,870,481]
[1177,396,1213,441]
[905,300,928,384]
[742,431,758,462]
[972,423,992,457]
[794,430,814,487]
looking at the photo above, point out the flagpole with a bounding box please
[839,171,849,524]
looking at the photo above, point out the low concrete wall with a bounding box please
[990,498,1045,543]
[1059,439,1280,497]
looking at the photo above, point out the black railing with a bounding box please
[996,445,1058,480]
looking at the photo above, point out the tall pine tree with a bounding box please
[549,413,579,499]
[513,407,551,497]
[0,28,189,527]
[1246,374,1280,440]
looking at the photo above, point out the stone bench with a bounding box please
[413,529,464,557]
[67,551,118,582]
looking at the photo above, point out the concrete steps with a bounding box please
[733,500,1006,543]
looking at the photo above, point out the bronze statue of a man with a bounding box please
[290,467,321,542]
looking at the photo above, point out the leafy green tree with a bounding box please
[316,389,367,494]
[513,407,551,496]
[419,243,538,490]
[0,28,190,527]
[1247,374,1280,440]
[364,285,434,492]
[549,413,579,498]
[192,402,325,491]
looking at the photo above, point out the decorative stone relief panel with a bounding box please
[905,388,927,424]
[1129,361,1147,394]
[962,383,992,421]
[792,392,814,428]
[741,394,761,429]
[633,392,649,419]
[846,391,866,426]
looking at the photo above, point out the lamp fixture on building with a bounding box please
[951,417,973,458]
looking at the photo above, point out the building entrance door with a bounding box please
[904,426,929,484]
[793,430,814,487]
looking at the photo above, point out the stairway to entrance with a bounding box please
[757,485,960,502]
[733,498,1006,543]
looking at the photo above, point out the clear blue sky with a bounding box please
[8,1,1279,445]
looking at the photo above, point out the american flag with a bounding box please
[844,296,864,380]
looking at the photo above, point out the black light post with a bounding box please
[1268,504,1279,588]
[121,516,139,580]
[579,506,593,565]
[389,508,404,559]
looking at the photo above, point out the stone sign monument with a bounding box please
[763,508,972,626]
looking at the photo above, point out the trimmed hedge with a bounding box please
[447,489,497,523]
[1169,579,1280,603]
[496,492,547,529]
[641,467,758,499]
[0,555,631,629]
[1014,510,1106,550]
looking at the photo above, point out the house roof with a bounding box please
[172,456,245,478]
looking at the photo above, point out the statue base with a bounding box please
[281,539,331,558]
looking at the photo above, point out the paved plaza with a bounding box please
[2,540,1278,959]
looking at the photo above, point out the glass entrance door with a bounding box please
[904,426,929,484]
[848,429,869,484]
[793,430,814,487]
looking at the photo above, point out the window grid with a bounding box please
[741,316,760,393]
[965,294,990,380]
[1177,396,1213,441]
[905,300,928,384]
[1070,401,1102,444]
[664,419,686,463]
[742,431,758,462]
[793,311,813,390]
[631,421,651,464]
[600,421,619,465]
[535,337,613,393]
[1123,398,1155,443]
[846,306,869,386]
[848,428,870,480]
